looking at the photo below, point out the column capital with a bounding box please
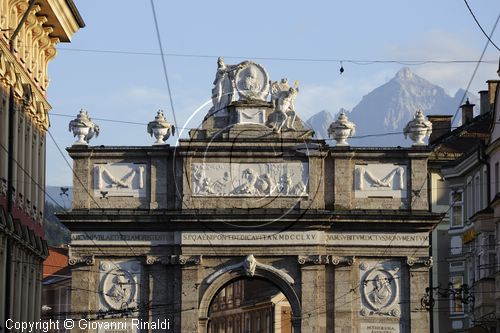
[406,256,433,268]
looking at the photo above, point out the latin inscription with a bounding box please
[360,323,399,333]
[71,232,428,247]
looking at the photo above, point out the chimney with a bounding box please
[478,90,489,115]
[427,115,452,144]
[461,99,474,124]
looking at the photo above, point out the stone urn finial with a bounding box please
[404,110,432,146]
[68,109,100,146]
[147,110,175,145]
[328,111,356,146]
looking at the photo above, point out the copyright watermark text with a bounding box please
[4,318,171,332]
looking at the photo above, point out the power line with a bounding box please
[463,0,500,52]
[55,47,500,65]
[451,11,500,125]
[149,0,178,131]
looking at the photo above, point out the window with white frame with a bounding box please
[450,190,464,228]
[450,275,464,315]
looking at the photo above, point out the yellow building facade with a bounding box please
[0,0,83,329]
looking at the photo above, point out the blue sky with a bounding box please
[45,0,500,186]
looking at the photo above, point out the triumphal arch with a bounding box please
[60,59,440,332]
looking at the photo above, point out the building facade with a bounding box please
[0,0,83,330]
[60,60,440,332]
[208,279,292,333]
[428,75,500,332]
[42,246,71,333]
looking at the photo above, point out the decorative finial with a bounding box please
[403,110,432,146]
[147,110,175,145]
[328,111,356,146]
[68,109,100,145]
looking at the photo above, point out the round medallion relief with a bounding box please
[361,268,398,312]
[235,62,269,101]
[100,269,136,310]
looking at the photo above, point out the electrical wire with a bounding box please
[451,11,500,125]
[54,47,500,65]
[149,0,178,131]
[463,0,500,52]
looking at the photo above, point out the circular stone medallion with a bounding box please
[235,62,269,101]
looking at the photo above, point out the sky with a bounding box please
[45,0,500,186]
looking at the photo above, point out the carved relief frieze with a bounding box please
[354,164,407,198]
[93,163,147,198]
[191,162,308,197]
[359,260,401,318]
[99,260,141,311]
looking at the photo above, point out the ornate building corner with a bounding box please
[177,255,203,266]
[297,255,329,265]
[145,255,171,265]
[68,254,94,266]
[330,256,355,266]
[406,256,433,268]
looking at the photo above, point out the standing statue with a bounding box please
[210,57,247,116]
[269,79,299,132]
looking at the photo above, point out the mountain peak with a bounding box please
[395,67,414,80]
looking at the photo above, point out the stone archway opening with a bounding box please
[207,277,293,333]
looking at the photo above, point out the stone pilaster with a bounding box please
[180,264,201,333]
[300,264,327,332]
[406,258,431,332]
[70,260,96,333]
[333,264,354,332]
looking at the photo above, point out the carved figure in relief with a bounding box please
[368,273,392,307]
[242,66,262,94]
[254,174,272,195]
[243,255,257,277]
[106,273,131,305]
[278,173,292,195]
[231,168,257,195]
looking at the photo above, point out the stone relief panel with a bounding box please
[93,163,147,197]
[354,164,407,198]
[191,162,308,197]
[359,260,401,318]
[99,260,141,311]
[236,108,266,125]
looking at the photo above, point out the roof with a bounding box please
[429,111,492,164]
[43,246,70,283]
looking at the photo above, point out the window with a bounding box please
[451,191,464,228]
[475,173,481,214]
[450,276,464,315]
[495,162,499,195]
[488,253,497,276]
[483,166,488,209]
